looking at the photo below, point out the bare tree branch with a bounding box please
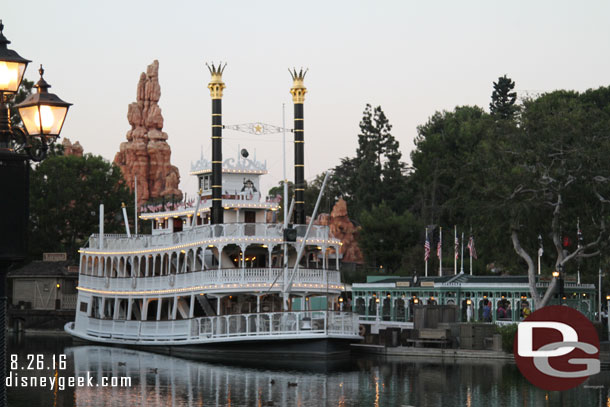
[511,229,541,304]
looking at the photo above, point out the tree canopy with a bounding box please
[29,153,133,260]
[266,79,610,299]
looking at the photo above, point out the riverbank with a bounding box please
[351,342,610,366]
[351,343,512,360]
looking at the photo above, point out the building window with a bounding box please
[79,302,88,313]
[200,175,211,190]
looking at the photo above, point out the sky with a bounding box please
[4,1,610,197]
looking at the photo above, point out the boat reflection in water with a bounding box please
[65,345,354,407]
[64,344,610,407]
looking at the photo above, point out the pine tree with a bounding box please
[353,104,407,218]
[490,75,517,120]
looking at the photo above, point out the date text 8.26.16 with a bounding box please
[10,354,67,371]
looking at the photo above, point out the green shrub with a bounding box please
[496,324,518,353]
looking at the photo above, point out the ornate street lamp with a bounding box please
[0,20,71,406]
[0,23,71,160]
[0,22,29,93]
[15,66,71,148]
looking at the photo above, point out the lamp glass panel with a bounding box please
[17,105,40,135]
[18,104,68,136]
[0,61,26,92]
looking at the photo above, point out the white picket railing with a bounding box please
[80,311,359,343]
[87,223,337,251]
[78,268,341,293]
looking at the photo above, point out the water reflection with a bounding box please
[7,334,610,407]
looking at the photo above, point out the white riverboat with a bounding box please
[65,66,361,356]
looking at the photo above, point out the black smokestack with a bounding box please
[207,63,226,225]
[290,68,308,225]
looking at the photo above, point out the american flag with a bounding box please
[467,235,477,259]
[577,220,583,249]
[454,235,459,260]
[424,235,431,261]
[437,239,442,259]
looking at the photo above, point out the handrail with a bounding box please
[86,222,338,251]
[79,310,360,343]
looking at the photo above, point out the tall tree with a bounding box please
[353,104,407,218]
[490,74,517,120]
[498,88,610,306]
[29,154,133,260]
[358,202,421,273]
[410,106,493,228]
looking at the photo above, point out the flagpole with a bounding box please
[469,235,473,276]
[598,266,602,322]
[134,175,138,235]
[460,232,464,273]
[454,225,457,275]
[577,218,581,284]
[425,227,428,277]
[439,226,442,277]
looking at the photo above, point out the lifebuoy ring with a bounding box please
[169,274,176,287]
[358,324,366,337]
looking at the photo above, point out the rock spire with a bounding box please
[114,60,182,204]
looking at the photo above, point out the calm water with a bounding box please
[6,333,610,407]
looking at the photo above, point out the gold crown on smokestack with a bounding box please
[206,62,226,99]
[289,67,308,103]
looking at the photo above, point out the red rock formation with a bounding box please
[313,199,364,264]
[62,138,83,157]
[114,60,182,205]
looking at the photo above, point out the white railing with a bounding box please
[82,311,359,343]
[79,268,341,293]
[87,223,336,251]
[61,294,78,310]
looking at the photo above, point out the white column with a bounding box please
[172,297,178,320]
[157,298,162,321]
[189,295,195,318]
[142,299,149,321]
[101,297,106,318]
[240,244,247,269]
[127,298,133,321]
[113,298,119,320]
[335,246,340,270]
[322,246,327,269]
[218,246,223,270]
[99,204,104,249]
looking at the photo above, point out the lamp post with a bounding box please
[0,21,71,407]
[606,295,609,341]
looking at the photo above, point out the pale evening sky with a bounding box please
[4,1,610,197]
